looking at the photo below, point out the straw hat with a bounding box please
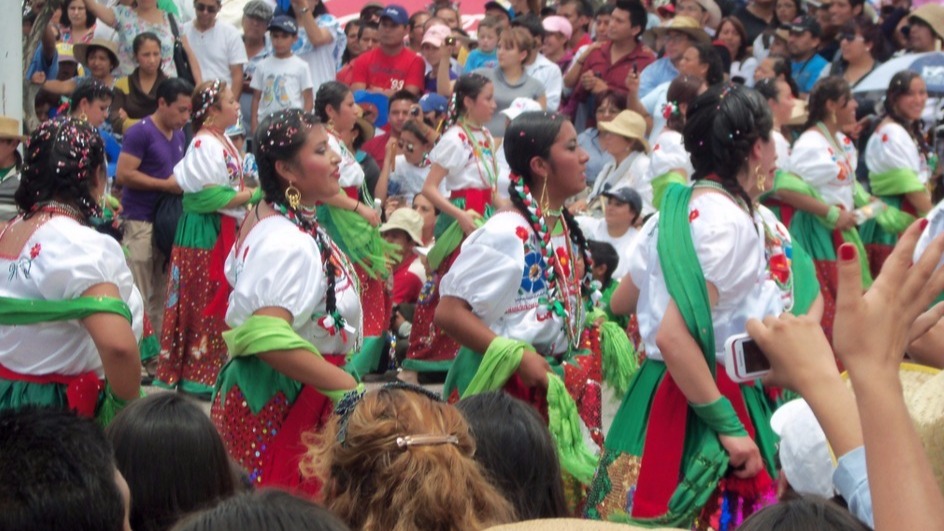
[786,98,808,126]
[650,16,711,44]
[842,362,943,493]
[74,38,120,70]
[598,110,650,152]
[0,117,25,142]
[692,0,722,31]
[910,4,944,41]
[487,519,684,530]
[379,208,425,246]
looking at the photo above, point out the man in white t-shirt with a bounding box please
[576,185,641,279]
[183,0,247,88]
[288,0,347,91]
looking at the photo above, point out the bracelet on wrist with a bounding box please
[826,205,841,227]
[352,201,359,212]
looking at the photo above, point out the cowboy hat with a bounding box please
[650,16,712,44]
[74,38,120,71]
[598,110,650,152]
[0,117,25,142]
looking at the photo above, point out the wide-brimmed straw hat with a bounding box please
[693,0,722,30]
[74,38,120,70]
[786,98,808,126]
[487,519,684,530]
[650,16,711,44]
[598,110,650,152]
[910,4,944,42]
[0,117,25,142]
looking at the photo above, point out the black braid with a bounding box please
[561,207,595,299]
[254,109,339,317]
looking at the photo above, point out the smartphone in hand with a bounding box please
[724,333,771,383]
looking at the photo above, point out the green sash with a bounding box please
[869,168,925,197]
[651,171,687,211]
[0,296,131,324]
[216,315,359,413]
[316,204,399,279]
[182,186,238,214]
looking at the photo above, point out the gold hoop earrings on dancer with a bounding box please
[78,113,88,122]
[205,116,215,128]
[285,184,301,210]
[754,164,766,192]
[539,176,551,216]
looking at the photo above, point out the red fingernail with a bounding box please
[839,243,855,261]
[921,218,929,230]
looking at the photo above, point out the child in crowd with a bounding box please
[383,119,437,207]
[464,16,501,71]
[250,16,313,132]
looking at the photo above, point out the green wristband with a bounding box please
[690,396,748,437]
[825,205,841,228]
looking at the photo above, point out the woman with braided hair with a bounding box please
[401,73,498,382]
[435,111,636,499]
[157,80,256,397]
[314,81,397,378]
[585,84,801,527]
[211,109,362,496]
[0,117,142,421]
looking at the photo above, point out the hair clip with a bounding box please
[396,434,460,448]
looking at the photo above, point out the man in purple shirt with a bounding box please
[116,78,193,334]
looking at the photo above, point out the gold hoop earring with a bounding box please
[754,164,766,192]
[328,119,335,131]
[285,184,301,210]
[829,111,837,125]
[539,178,551,216]
[78,112,88,122]
[205,116,215,127]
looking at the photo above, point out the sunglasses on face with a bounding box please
[195,3,219,13]
[397,140,416,153]
[839,31,862,42]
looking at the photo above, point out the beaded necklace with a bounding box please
[458,119,498,192]
[266,201,360,336]
[34,201,88,224]
[510,175,591,350]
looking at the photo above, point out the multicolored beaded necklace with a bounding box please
[458,119,498,192]
[510,175,590,350]
[34,201,88,224]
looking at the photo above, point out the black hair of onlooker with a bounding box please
[595,3,616,17]
[0,407,126,531]
[738,494,871,531]
[587,240,620,288]
[106,393,238,531]
[171,490,350,531]
[512,16,546,40]
[614,0,648,40]
[156,77,196,107]
[389,89,419,107]
[455,392,568,520]
[60,0,96,30]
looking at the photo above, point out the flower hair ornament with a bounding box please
[661,100,680,120]
[192,79,223,123]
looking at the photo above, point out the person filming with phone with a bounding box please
[585,83,822,527]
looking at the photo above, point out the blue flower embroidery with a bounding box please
[165,265,180,309]
[520,251,546,293]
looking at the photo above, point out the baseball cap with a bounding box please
[380,4,409,26]
[380,208,425,246]
[601,185,643,214]
[268,15,298,35]
[243,0,273,21]
[56,43,77,63]
[789,15,822,38]
[422,24,452,47]
[484,0,513,18]
[500,97,542,121]
[770,399,835,498]
[542,15,573,40]
[419,93,448,114]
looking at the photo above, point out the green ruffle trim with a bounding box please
[461,337,528,397]
[651,171,687,211]
[869,167,925,197]
[139,333,160,363]
[182,186,238,214]
[0,296,131,325]
[173,211,220,250]
[547,373,600,485]
[316,204,398,279]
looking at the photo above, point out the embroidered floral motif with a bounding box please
[556,246,571,277]
[515,226,530,242]
[689,209,700,222]
[881,133,889,143]
[29,243,41,259]
[520,251,546,293]
[165,265,181,308]
[8,244,41,281]
[195,139,202,149]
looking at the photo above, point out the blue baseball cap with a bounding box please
[380,4,409,25]
[268,15,298,35]
[419,93,448,114]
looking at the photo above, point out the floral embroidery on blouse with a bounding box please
[7,244,41,281]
